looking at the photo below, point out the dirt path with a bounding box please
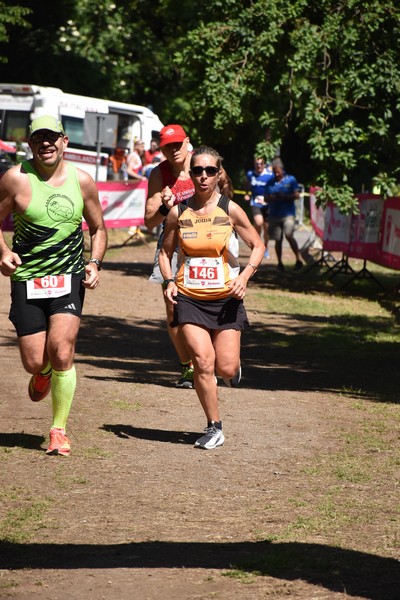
[0,231,398,599]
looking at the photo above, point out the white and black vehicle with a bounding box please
[0,83,163,181]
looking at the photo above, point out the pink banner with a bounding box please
[348,194,383,261]
[1,181,148,232]
[84,180,147,230]
[377,197,400,270]
[309,187,325,240]
[308,189,400,271]
[322,202,351,253]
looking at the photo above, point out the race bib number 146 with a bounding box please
[183,257,225,289]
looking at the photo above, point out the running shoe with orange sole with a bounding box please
[46,427,71,456]
[28,372,51,402]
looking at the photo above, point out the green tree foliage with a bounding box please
[0,1,31,61]
[173,0,400,210]
[2,1,400,209]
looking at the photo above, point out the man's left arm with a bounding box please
[79,171,108,288]
[289,176,300,201]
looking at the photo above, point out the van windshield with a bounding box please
[2,111,30,142]
[62,116,85,146]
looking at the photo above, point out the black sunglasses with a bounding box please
[30,131,64,144]
[191,166,220,177]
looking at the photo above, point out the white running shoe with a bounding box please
[223,366,242,388]
[194,423,225,450]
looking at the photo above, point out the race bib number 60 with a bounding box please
[183,257,225,289]
[26,274,72,299]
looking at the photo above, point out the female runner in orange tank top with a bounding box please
[159,146,264,450]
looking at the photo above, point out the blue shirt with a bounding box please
[246,168,273,207]
[265,174,299,218]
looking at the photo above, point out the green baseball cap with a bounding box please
[29,115,65,137]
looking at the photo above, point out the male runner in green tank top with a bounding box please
[0,115,107,456]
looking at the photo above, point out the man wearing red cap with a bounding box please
[145,124,195,388]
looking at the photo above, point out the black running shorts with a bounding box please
[9,272,86,337]
[174,293,249,331]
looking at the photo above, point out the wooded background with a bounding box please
[1,0,400,210]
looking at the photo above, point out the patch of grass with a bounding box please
[0,579,19,590]
[339,386,364,397]
[266,395,400,550]
[331,455,372,483]
[0,496,51,543]
[288,497,307,508]
[0,447,13,458]
[111,400,142,411]
[53,466,88,489]
[250,288,390,319]
[0,486,27,502]
[80,446,112,459]
[110,399,132,410]
[222,569,258,583]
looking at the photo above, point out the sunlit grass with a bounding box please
[0,487,52,543]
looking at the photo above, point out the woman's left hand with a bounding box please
[164,282,178,305]
[227,275,247,299]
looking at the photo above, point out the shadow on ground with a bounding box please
[101,424,198,445]
[76,310,400,403]
[0,432,45,451]
[0,540,397,600]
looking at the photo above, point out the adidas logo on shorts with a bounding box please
[64,303,76,311]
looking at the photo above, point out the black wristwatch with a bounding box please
[88,258,102,270]
[163,278,175,286]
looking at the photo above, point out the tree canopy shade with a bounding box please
[2,0,400,211]
[0,1,30,59]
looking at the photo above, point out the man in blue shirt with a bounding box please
[244,157,273,258]
[265,158,303,272]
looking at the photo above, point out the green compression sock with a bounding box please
[51,366,76,430]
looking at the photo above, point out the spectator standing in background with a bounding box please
[264,158,303,272]
[109,146,127,181]
[144,139,164,166]
[126,140,146,181]
[244,157,273,258]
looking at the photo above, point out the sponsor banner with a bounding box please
[348,194,383,261]
[377,197,400,270]
[83,180,147,230]
[1,181,148,232]
[309,187,325,239]
[322,202,351,252]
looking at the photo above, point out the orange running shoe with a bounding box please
[28,372,51,402]
[46,427,71,456]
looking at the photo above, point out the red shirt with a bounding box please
[160,161,194,204]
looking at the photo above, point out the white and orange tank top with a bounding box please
[176,196,239,300]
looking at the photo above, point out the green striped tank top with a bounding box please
[12,161,85,281]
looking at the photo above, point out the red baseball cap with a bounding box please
[159,124,187,147]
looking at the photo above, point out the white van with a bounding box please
[0,83,163,181]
